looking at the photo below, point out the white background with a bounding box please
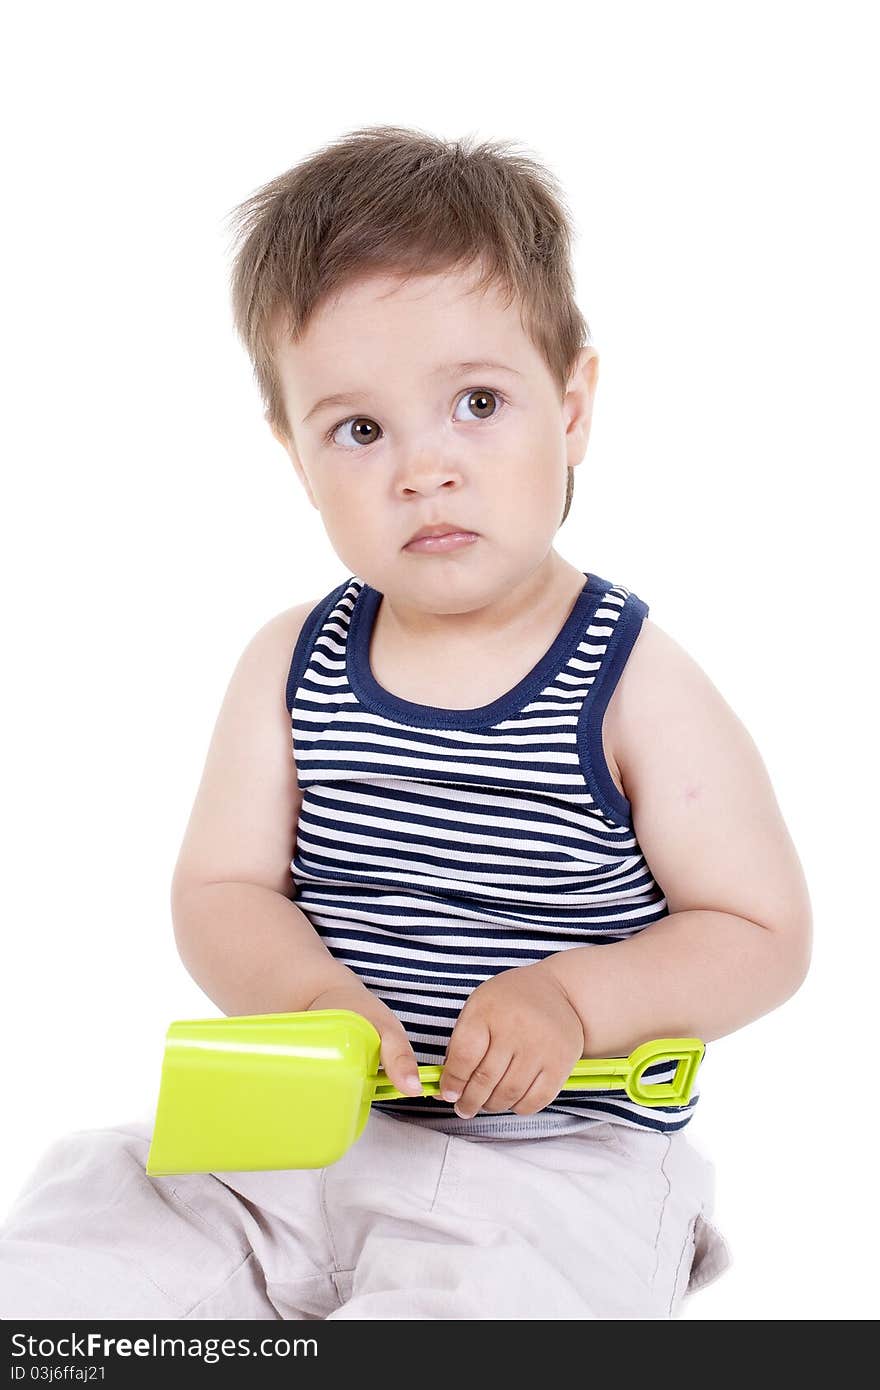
[2,1,877,1321]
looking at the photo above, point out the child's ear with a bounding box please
[563,347,600,466]
[267,415,291,454]
[266,415,320,511]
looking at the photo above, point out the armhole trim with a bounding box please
[576,591,650,827]
[285,577,355,717]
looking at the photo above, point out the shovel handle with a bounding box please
[373,1037,704,1108]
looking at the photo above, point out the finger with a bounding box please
[481,1060,541,1114]
[438,1018,491,1102]
[454,1047,514,1119]
[510,1068,559,1117]
[380,1032,424,1096]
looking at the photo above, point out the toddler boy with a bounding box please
[0,125,814,1320]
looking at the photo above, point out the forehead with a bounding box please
[273,266,541,404]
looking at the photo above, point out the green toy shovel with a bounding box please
[145,1008,704,1177]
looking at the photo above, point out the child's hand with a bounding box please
[306,978,425,1098]
[436,962,585,1118]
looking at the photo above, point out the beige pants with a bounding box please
[0,1109,732,1320]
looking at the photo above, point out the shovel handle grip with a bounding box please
[374,1037,704,1108]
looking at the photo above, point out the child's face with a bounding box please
[270,262,598,608]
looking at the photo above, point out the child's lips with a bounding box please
[403,532,480,554]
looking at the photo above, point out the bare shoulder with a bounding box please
[169,594,324,900]
[601,617,813,949]
[603,617,719,794]
[222,595,324,719]
[612,616,700,708]
[251,596,322,673]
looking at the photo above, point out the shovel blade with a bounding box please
[145,1009,381,1176]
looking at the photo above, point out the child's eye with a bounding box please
[452,387,505,423]
[326,416,382,449]
[326,387,506,449]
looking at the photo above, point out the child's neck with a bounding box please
[378,550,587,652]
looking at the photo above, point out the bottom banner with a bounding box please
[3,1321,356,1382]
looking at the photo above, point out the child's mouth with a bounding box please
[403,532,480,554]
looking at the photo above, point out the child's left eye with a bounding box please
[452,387,506,422]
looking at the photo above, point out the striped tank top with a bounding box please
[285,571,701,1139]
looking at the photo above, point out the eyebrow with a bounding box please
[301,360,523,425]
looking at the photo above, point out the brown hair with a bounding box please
[225,125,590,526]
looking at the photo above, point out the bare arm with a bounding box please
[172,880,354,1017]
[170,603,354,1016]
[168,601,430,1095]
[542,619,813,1056]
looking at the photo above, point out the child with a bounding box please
[0,125,812,1320]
